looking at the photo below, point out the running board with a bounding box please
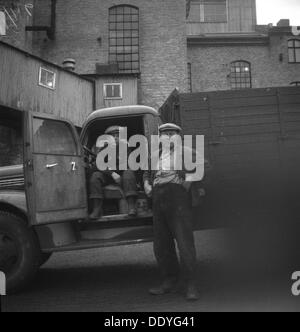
[41,237,153,253]
[81,213,153,230]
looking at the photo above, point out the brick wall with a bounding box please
[32,0,188,109]
[188,33,300,92]
[0,0,33,51]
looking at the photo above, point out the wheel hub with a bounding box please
[0,232,18,273]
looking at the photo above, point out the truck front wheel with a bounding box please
[0,211,41,294]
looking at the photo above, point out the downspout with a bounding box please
[25,0,56,40]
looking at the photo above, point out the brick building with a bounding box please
[0,0,299,111]
[187,0,300,92]
[30,0,188,109]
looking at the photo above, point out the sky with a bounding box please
[256,0,300,26]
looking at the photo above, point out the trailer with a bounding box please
[160,87,300,232]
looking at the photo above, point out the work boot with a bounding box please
[185,283,199,301]
[127,197,137,217]
[89,199,103,219]
[149,279,177,296]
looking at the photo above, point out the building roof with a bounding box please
[0,41,94,83]
[187,24,297,47]
[187,33,270,46]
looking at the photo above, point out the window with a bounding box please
[104,83,122,99]
[0,124,23,167]
[39,67,56,90]
[187,0,227,23]
[109,5,139,73]
[0,11,6,36]
[33,118,77,155]
[290,81,300,86]
[230,61,252,90]
[187,63,192,93]
[288,39,300,63]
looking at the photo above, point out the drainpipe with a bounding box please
[25,0,56,40]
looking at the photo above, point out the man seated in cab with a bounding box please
[89,126,138,219]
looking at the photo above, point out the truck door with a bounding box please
[24,112,88,225]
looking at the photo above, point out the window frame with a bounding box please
[38,67,56,90]
[187,0,228,23]
[288,39,300,64]
[290,81,300,86]
[229,60,252,90]
[103,83,123,100]
[108,5,140,74]
[0,11,6,36]
[187,62,192,93]
[32,117,78,156]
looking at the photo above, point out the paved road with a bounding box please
[2,230,300,312]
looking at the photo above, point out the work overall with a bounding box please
[152,183,197,284]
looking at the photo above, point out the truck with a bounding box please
[159,86,300,270]
[1,85,300,293]
[160,86,300,219]
[0,105,166,293]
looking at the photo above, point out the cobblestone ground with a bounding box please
[3,230,300,312]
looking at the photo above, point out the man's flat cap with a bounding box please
[105,126,123,135]
[159,123,182,133]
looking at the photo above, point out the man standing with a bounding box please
[144,123,201,301]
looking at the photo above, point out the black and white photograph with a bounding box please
[0,0,300,315]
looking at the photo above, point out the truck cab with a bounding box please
[0,105,161,293]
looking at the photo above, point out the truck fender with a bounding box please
[0,191,27,220]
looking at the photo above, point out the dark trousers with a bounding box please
[89,170,138,199]
[152,183,197,283]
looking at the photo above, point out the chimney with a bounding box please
[62,58,76,72]
[277,19,290,27]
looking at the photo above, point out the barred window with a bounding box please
[104,83,122,99]
[109,5,140,73]
[288,39,300,63]
[187,0,227,23]
[230,61,252,90]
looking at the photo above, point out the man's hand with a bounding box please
[182,181,192,192]
[112,172,121,185]
[144,181,152,197]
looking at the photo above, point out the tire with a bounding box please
[39,253,52,267]
[0,211,41,294]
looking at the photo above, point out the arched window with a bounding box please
[288,39,300,63]
[109,5,139,73]
[230,61,252,90]
[290,81,300,86]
